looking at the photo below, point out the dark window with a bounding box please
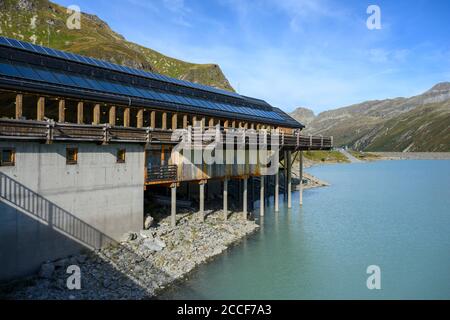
[117,149,126,163]
[66,148,78,165]
[0,149,15,166]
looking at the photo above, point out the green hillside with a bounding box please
[0,0,234,91]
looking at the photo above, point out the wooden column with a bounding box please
[172,113,178,130]
[123,107,130,127]
[192,116,197,127]
[37,97,45,121]
[137,109,144,128]
[231,120,236,128]
[199,181,206,222]
[150,111,156,129]
[171,184,177,227]
[77,101,83,124]
[109,106,116,126]
[58,99,65,123]
[15,94,23,120]
[162,112,167,130]
[223,120,229,129]
[183,115,188,129]
[299,151,304,206]
[209,118,215,128]
[93,104,101,125]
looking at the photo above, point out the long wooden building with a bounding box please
[0,36,332,281]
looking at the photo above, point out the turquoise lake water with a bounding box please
[160,160,450,299]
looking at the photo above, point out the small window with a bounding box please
[0,149,15,166]
[117,149,126,163]
[66,147,78,165]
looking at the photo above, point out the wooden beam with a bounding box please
[162,112,167,130]
[93,104,100,125]
[109,106,116,126]
[77,101,83,124]
[137,109,144,128]
[37,97,45,121]
[15,94,22,120]
[58,99,65,123]
[172,113,178,130]
[123,107,130,127]
[150,111,156,129]
[183,114,188,129]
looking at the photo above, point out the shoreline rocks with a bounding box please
[3,209,259,300]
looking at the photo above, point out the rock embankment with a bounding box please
[3,210,258,300]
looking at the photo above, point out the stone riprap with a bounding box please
[2,210,258,300]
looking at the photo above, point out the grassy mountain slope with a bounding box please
[290,83,450,152]
[0,0,234,91]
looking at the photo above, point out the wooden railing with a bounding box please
[146,165,178,184]
[0,119,333,150]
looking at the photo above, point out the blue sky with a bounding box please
[54,0,450,114]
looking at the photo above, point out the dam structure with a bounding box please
[0,36,332,282]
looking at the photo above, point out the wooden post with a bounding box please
[172,113,178,130]
[123,107,130,127]
[150,111,156,129]
[77,101,83,124]
[223,120,229,129]
[93,104,101,125]
[137,109,144,128]
[209,118,215,128]
[287,151,292,209]
[299,151,304,206]
[58,99,65,123]
[162,112,167,130]
[15,94,23,120]
[109,106,116,126]
[223,178,228,220]
[193,116,198,127]
[183,115,188,129]
[231,120,236,128]
[37,97,45,121]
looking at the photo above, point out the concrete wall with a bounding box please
[0,141,145,282]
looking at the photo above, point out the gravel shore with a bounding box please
[1,210,258,300]
[373,152,450,160]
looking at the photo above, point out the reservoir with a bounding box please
[160,160,450,299]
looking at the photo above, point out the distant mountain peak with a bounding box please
[428,82,450,92]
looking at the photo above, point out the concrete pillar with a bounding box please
[109,106,116,126]
[299,151,304,206]
[275,170,279,212]
[223,178,228,220]
[287,151,292,209]
[260,175,265,216]
[137,109,144,128]
[243,178,248,220]
[37,97,45,121]
[77,101,83,124]
[284,150,288,200]
[93,104,101,125]
[171,185,177,227]
[199,181,205,221]
[15,94,22,120]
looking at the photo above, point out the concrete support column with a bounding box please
[243,178,248,220]
[77,101,83,124]
[199,181,205,221]
[171,185,177,227]
[299,151,304,206]
[287,151,292,209]
[93,104,101,125]
[260,175,265,216]
[137,109,144,128]
[284,150,288,200]
[37,97,45,121]
[275,170,279,212]
[223,178,228,221]
[109,106,116,126]
[15,94,22,120]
